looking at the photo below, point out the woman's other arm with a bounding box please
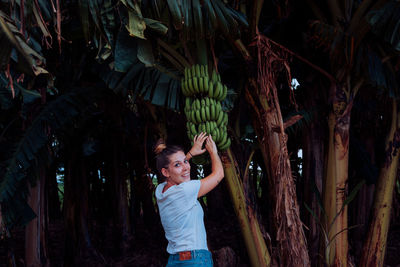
[198,136,224,198]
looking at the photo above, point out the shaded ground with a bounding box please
[2,192,400,266]
[0,205,250,266]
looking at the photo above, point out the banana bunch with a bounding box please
[181,64,228,101]
[182,64,231,152]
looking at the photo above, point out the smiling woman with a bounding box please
[154,133,224,266]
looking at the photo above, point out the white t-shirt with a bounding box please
[155,180,208,254]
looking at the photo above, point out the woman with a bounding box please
[154,132,224,266]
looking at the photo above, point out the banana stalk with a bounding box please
[360,100,400,267]
[222,149,271,267]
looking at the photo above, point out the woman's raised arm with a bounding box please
[198,136,224,198]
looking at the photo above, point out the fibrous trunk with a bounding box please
[360,100,400,267]
[236,35,309,266]
[251,101,310,267]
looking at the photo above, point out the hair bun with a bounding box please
[154,139,167,155]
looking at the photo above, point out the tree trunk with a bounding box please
[111,138,131,255]
[64,140,92,266]
[323,83,353,267]
[360,100,400,267]
[233,37,310,266]
[302,112,325,265]
[25,169,49,267]
[222,149,271,267]
[245,87,310,266]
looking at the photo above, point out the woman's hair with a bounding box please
[154,139,184,179]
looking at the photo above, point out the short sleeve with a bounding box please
[179,180,201,207]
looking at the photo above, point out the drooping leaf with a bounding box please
[114,29,139,72]
[166,0,183,30]
[121,0,146,39]
[192,0,204,39]
[78,0,91,42]
[137,39,155,67]
[213,0,240,40]
[144,18,168,35]
[367,1,400,51]
[0,74,41,108]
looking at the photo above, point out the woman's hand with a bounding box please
[205,135,218,155]
[188,132,208,157]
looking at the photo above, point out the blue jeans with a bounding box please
[167,250,213,266]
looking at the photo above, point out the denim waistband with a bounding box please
[169,249,210,261]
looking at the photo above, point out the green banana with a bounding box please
[201,99,206,106]
[216,101,222,114]
[212,69,218,82]
[191,65,196,78]
[208,81,214,98]
[195,110,202,124]
[216,127,220,142]
[196,99,201,110]
[221,84,227,100]
[187,78,194,95]
[203,77,209,93]
[201,107,206,122]
[197,65,202,77]
[191,110,196,123]
[190,123,197,135]
[199,77,204,93]
[210,104,216,120]
[200,65,205,77]
[213,82,220,98]
[205,97,210,106]
[223,112,228,126]
[216,110,224,126]
[193,77,199,94]
[218,130,227,147]
[205,105,211,120]
[185,97,191,109]
[219,137,231,150]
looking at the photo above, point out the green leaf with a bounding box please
[0,74,41,106]
[144,18,168,35]
[213,0,240,39]
[0,15,34,75]
[137,39,155,67]
[121,0,146,39]
[114,29,139,72]
[210,0,230,37]
[181,0,191,41]
[166,0,183,30]
[78,0,91,42]
[368,1,400,51]
[192,0,204,39]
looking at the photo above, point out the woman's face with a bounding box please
[161,151,191,185]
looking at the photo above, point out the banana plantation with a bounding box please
[1,0,400,266]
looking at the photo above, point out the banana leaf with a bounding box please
[367,1,400,51]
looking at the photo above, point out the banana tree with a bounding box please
[295,0,400,265]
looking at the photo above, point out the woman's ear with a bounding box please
[161,168,169,178]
